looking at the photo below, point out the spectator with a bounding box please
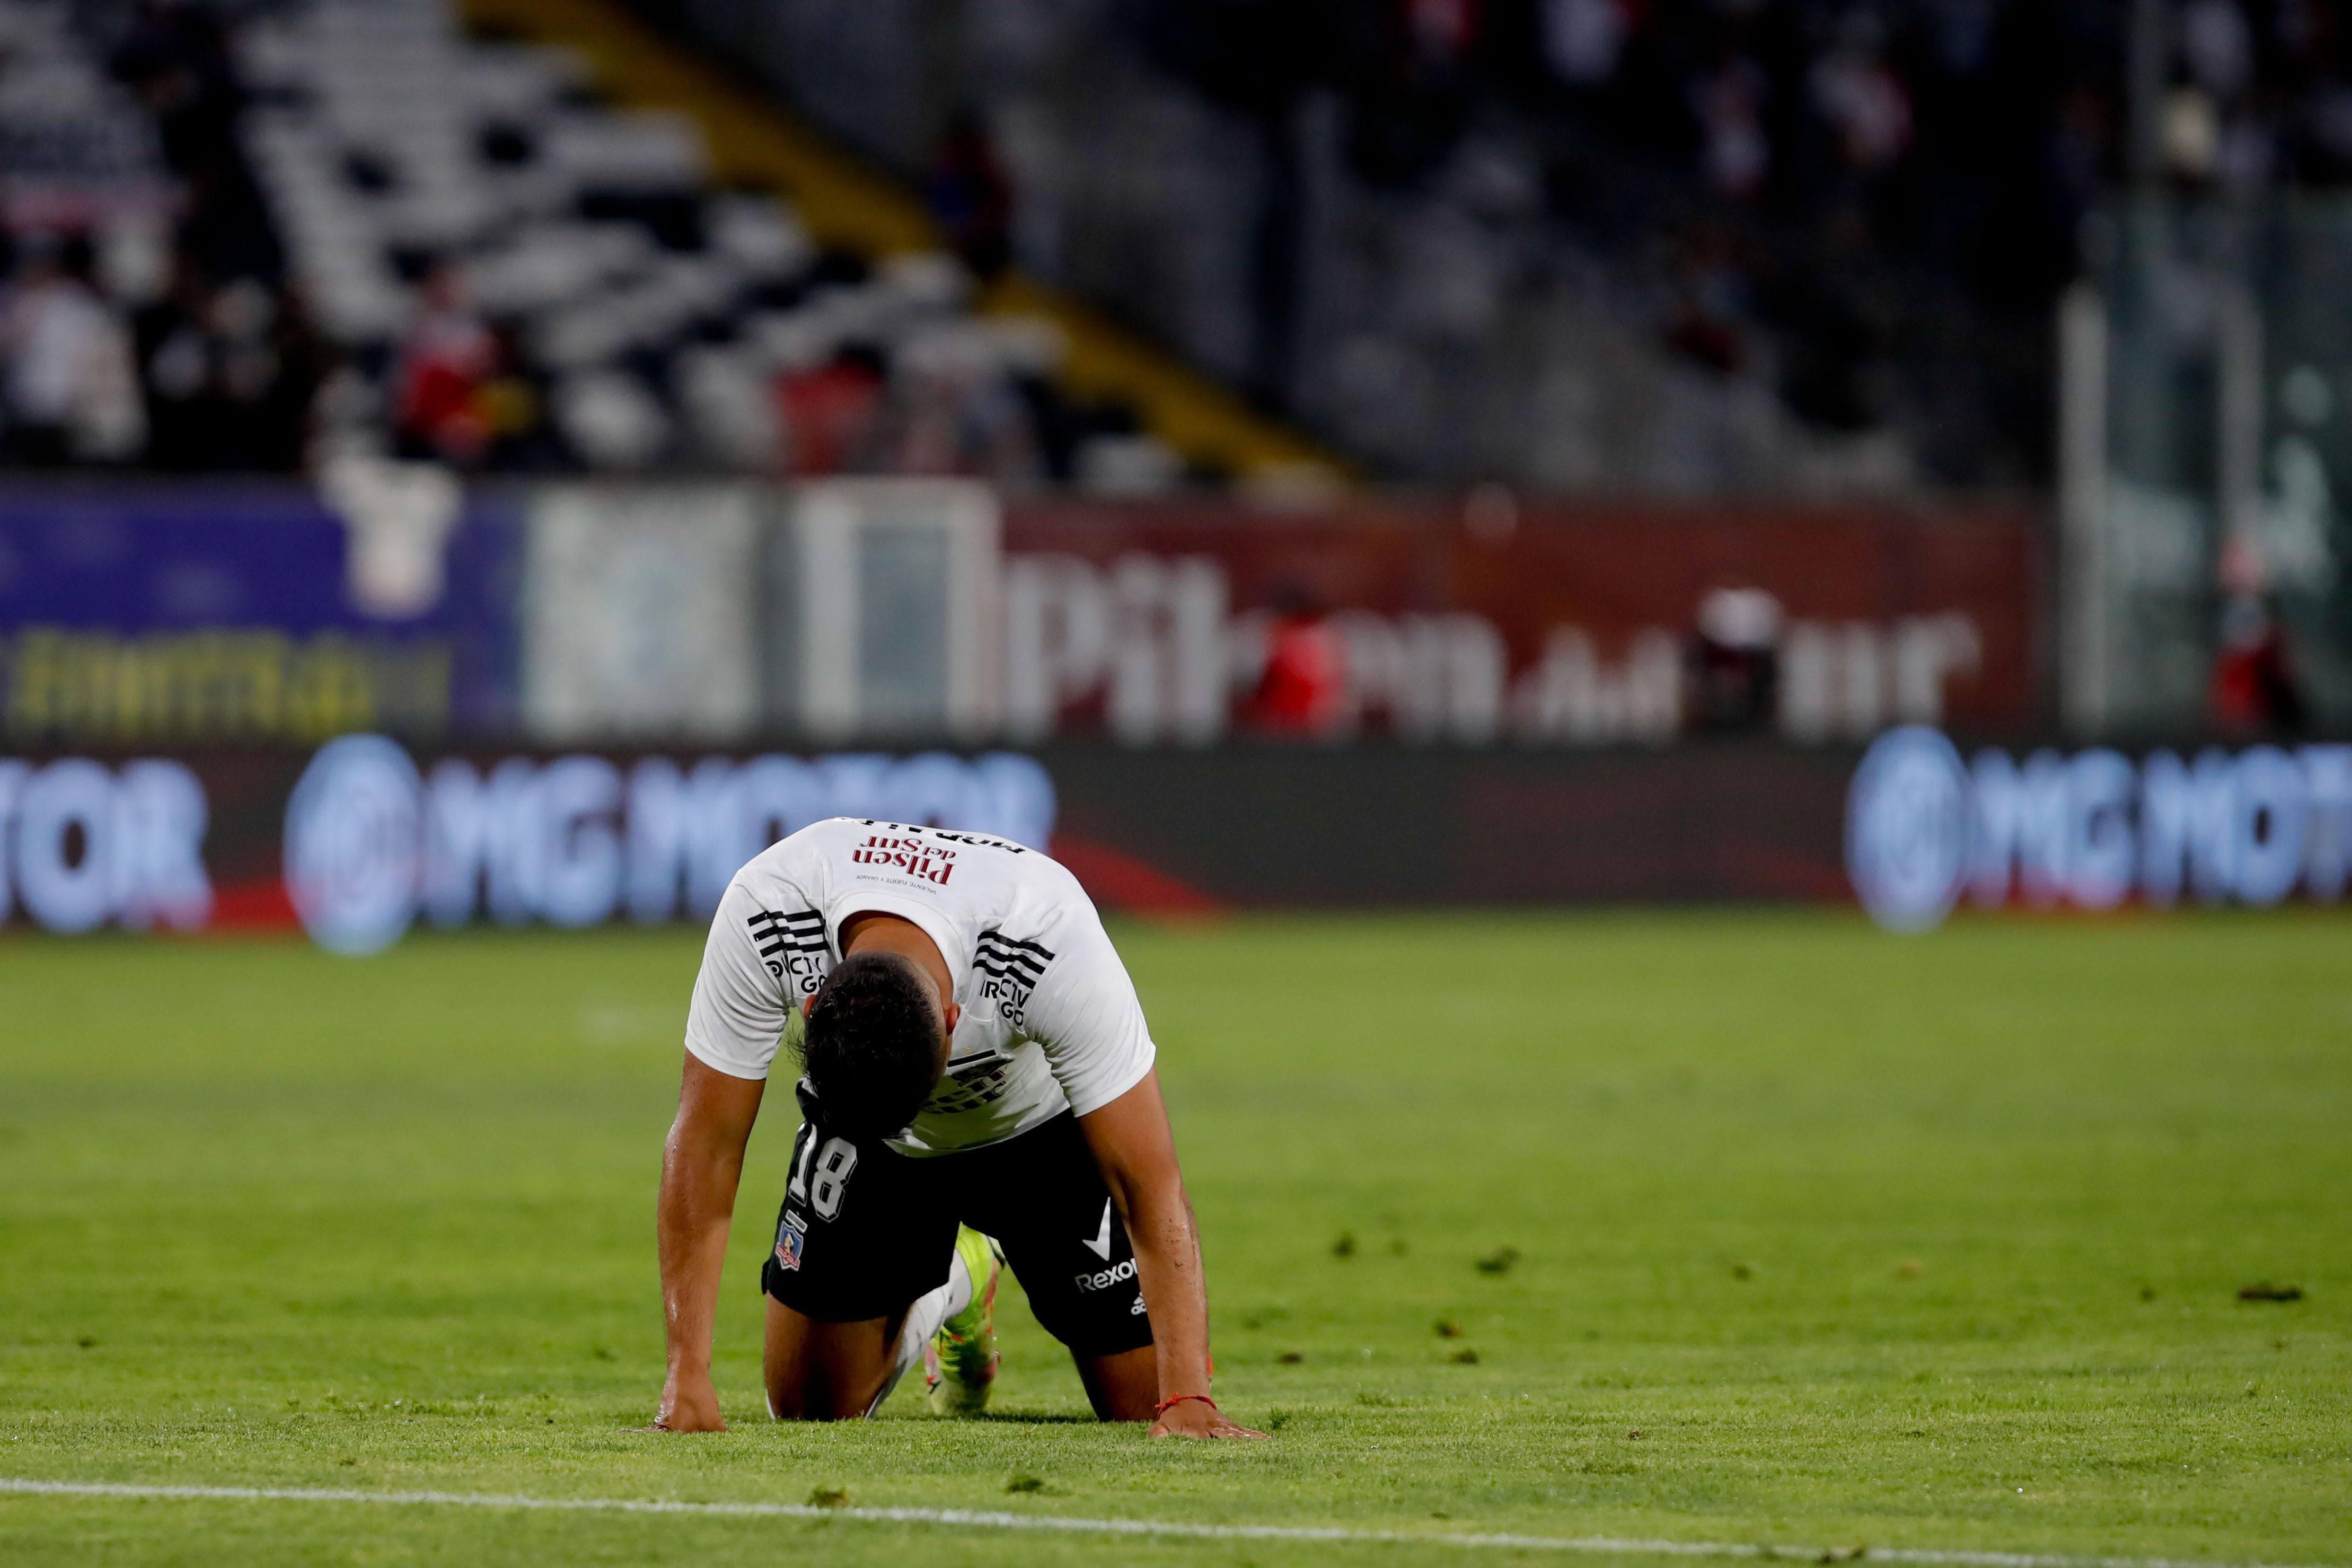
[110,0,280,285]
[1686,585,1782,733]
[2214,102,2278,193]
[778,347,887,477]
[2166,81,2224,182]
[1690,54,1772,200]
[924,112,1014,281]
[1664,222,1751,373]
[2209,536,2307,736]
[1252,586,1349,736]
[865,333,1044,485]
[2176,0,2272,194]
[1541,0,1634,89]
[1339,0,1480,184]
[136,260,220,468]
[392,262,499,465]
[131,261,331,471]
[1,234,146,464]
[2180,0,2254,103]
[231,279,332,470]
[2050,84,2114,213]
[1408,0,1484,67]
[1810,14,1912,177]
[473,322,551,472]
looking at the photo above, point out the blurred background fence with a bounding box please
[2072,198,2352,739]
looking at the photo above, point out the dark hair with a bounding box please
[800,952,946,1136]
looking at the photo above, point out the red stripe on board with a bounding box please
[207,878,301,931]
[1049,833,1226,919]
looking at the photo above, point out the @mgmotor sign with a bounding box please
[1847,726,2352,931]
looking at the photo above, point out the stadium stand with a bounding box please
[454,0,1341,490]
[0,0,1338,488]
[633,0,2192,494]
[11,0,2347,497]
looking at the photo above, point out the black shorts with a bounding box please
[760,1090,1154,1360]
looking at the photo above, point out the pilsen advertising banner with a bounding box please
[999,497,2043,746]
[4,734,2346,955]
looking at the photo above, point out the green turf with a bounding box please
[1,911,2347,1566]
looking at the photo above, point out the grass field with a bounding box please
[1,910,2347,1566]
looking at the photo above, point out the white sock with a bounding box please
[864,1246,975,1417]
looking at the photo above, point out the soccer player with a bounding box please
[649,816,1261,1440]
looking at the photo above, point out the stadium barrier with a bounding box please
[2,479,2041,751]
[3,732,2347,952]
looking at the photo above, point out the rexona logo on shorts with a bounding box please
[1074,1258,1137,1293]
[1847,727,2352,932]
[0,758,213,935]
[282,736,1056,956]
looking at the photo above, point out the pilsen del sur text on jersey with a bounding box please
[850,834,958,884]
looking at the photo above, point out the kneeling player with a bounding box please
[650,816,1259,1439]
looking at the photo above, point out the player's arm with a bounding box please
[1079,1071,1263,1440]
[653,1054,765,1431]
[653,881,792,1432]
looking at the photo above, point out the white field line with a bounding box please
[0,1477,2326,1568]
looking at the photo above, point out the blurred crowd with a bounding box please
[0,0,1160,485]
[1512,0,2352,276]
[1,0,316,470]
[15,0,2352,485]
[1133,0,2352,477]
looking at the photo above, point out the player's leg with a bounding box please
[761,1302,900,1419]
[762,1261,975,1419]
[923,1225,1004,1414]
[964,1114,1158,1421]
[758,1105,962,1419]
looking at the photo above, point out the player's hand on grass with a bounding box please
[1148,1397,1265,1440]
[649,1372,728,1433]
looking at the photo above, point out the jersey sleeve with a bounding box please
[1019,903,1157,1117]
[682,878,794,1082]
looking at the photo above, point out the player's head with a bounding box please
[800,951,950,1136]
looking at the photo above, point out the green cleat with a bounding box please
[926,1226,1003,1416]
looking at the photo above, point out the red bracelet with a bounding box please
[1153,1394,1217,1418]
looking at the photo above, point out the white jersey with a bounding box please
[683,817,1156,1156]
